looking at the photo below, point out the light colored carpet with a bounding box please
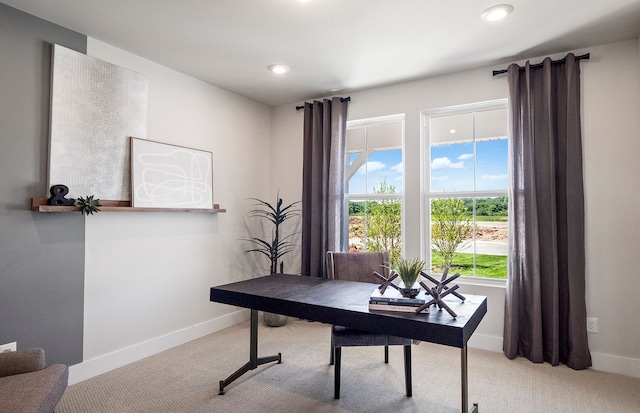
[57,318,640,413]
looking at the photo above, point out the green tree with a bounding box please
[349,201,365,215]
[469,197,509,217]
[431,198,473,268]
[366,180,402,265]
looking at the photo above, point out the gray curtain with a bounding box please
[301,97,349,277]
[503,53,592,370]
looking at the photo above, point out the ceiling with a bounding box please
[4,0,640,107]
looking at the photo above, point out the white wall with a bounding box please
[581,40,640,376]
[71,38,273,383]
[271,39,640,377]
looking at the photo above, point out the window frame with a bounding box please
[344,114,405,255]
[420,99,509,281]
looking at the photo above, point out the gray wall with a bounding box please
[0,4,87,365]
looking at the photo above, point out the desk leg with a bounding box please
[461,345,479,413]
[219,309,282,395]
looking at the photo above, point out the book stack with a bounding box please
[369,286,429,314]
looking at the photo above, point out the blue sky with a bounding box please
[347,139,508,194]
[348,149,403,194]
[431,139,508,192]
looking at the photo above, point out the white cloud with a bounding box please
[358,161,386,174]
[482,174,508,181]
[458,153,473,160]
[391,162,403,173]
[431,176,448,181]
[431,157,464,169]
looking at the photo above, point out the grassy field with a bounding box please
[431,251,507,279]
[474,215,508,222]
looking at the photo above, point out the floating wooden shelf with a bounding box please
[31,198,226,213]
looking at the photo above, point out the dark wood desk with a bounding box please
[210,273,487,413]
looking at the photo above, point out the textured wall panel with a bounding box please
[49,44,148,200]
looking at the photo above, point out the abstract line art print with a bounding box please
[131,138,213,209]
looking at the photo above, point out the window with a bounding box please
[422,100,508,279]
[345,114,404,264]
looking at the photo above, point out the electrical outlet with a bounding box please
[0,342,17,353]
[586,317,598,333]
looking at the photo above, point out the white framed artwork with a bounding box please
[130,138,213,209]
[49,44,148,200]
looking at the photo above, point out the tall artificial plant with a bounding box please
[245,194,301,274]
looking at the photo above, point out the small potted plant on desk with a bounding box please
[392,257,426,298]
[245,194,300,326]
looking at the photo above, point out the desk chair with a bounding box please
[326,251,412,399]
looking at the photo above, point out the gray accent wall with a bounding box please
[0,4,87,365]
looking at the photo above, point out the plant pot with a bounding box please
[399,283,420,298]
[263,312,288,327]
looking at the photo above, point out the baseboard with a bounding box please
[466,334,640,378]
[590,351,640,378]
[468,333,503,352]
[68,309,250,385]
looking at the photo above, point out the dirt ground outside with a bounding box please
[348,216,507,251]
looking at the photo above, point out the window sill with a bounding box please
[457,276,507,289]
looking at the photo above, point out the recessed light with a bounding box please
[450,129,456,134]
[481,4,513,22]
[268,64,290,74]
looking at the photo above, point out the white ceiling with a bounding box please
[4,0,640,107]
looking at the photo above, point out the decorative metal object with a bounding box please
[47,184,75,206]
[421,267,466,301]
[49,44,148,201]
[372,270,400,295]
[416,267,466,318]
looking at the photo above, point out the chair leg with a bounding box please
[404,345,412,397]
[384,345,389,363]
[330,344,334,365]
[334,347,341,399]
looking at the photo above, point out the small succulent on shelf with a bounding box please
[389,257,426,298]
[75,195,102,215]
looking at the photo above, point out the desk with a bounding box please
[210,273,487,413]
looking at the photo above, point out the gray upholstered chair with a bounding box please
[0,348,68,413]
[326,251,412,399]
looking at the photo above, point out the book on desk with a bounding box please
[369,286,429,314]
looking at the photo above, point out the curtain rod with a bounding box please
[492,53,590,76]
[295,96,351,111]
